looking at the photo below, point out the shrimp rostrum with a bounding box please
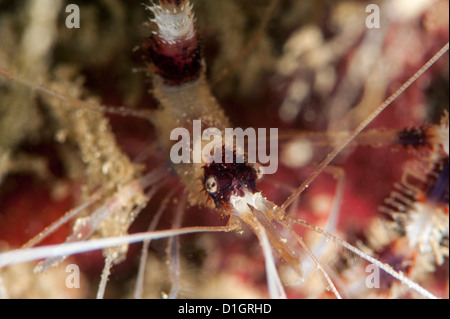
[0,0,448,299]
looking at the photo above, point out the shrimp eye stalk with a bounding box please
[252,163,264,180]
[205,176,219,194]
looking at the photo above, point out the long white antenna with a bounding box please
[282,42,450,210]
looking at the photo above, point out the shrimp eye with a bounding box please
[205,176,219,194]
[252,163,264,180]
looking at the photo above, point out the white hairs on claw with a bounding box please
[146,1,196,44]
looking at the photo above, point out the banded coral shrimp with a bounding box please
[0,0,448,299]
